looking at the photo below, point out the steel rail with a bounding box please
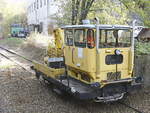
[0,51,30,72]
[118,101,143,113]
[0,46,33,73]
[0,51,32,88]
[0,46,33,63]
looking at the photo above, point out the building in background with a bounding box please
[27,0,58,35]
[0,14,3,39]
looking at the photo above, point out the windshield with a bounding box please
[74,29,86,47]
[99,29,131,48]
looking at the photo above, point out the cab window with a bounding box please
[99,29,131,48]
[65,30,73,46]
[74,29,86,48]
[87,29,95,48]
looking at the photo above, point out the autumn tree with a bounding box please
[119,0,150,26]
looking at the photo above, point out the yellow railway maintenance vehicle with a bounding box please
[32,19,142,102]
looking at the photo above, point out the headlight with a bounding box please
[71,87,76,93]
[115,49,121,55]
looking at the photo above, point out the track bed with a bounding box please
[0,45,149,113]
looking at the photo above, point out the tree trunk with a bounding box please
[72,0,95,25]
[79,0,95,24]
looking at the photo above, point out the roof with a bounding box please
[137,28,150,38]
[62,24,132,30]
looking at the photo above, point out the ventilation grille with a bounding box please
[81,74,91,82]
[107,72,121,81]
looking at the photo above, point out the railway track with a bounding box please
[118,101,143,113]
[0,46,34,89]
[0,46,144,113]
[0,46,33,70]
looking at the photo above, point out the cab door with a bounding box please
[97,29,132,81]
[65,29,88,70]
[64,28,96,79]
[64,29,74,66]
[73,29,86,68]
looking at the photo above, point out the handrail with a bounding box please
[72,48,75,64]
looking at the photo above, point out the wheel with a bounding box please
[35,71,41,79]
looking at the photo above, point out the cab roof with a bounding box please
[62,24,132,30]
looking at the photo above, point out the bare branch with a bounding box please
[72,0,76,24]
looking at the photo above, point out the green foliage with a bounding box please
[88,0,129,24]
[135,42,150,55]
[54,0,130,25]
[0,38,24,47]
[120,0,150,27]
[0,1,27,38]
[54,0,150,27]
[51,0,72,25]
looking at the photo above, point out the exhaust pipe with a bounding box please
[94,17,100,53]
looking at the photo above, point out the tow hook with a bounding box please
[135,76,143,83]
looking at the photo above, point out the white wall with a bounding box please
[27,0,58,35]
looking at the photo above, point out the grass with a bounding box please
[0,37,24,47]
[135,42,150,55]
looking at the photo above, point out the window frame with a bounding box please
[44,0,46,5]
[40,0,42,8]
[99,29,132,48]
[74,29,86,48]
[37,0,39,9]
[64,29,74,46]
[34,2,36,10]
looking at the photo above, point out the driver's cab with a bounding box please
[63,24,134,87]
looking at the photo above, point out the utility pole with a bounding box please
[46,0,49,35]
[0,13,3,38]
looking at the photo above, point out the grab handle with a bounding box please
[72,48,75,64]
